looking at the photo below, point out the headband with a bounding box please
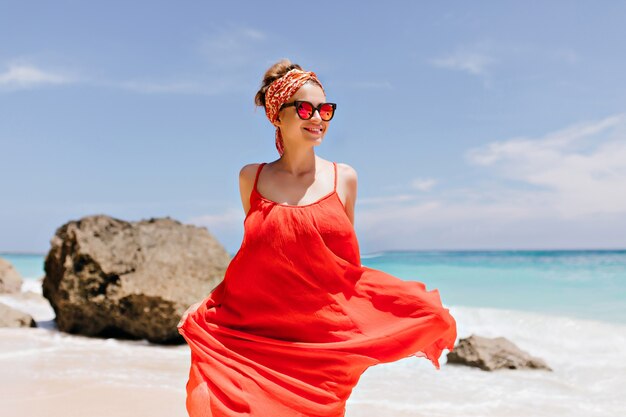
[264,68,325,156]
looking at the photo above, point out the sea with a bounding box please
[1,250,625,416]
[5,249,625,324]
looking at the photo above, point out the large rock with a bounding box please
[0,257,23,293]
[0,302,36,328]
[446,334,552,371]
[42,215,231,344]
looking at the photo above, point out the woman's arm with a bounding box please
[338,163,358,226]
[239,163,260,216]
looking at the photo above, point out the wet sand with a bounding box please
[1,284,625,417]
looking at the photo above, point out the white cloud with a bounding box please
[354,114,626,251]
[430,41,583,88]
[198,26,269,69]
[411,178,437,192]
[186,208,245,241]
[239,28,266,41]
[0,63,73,89]
[1,26,269,95]
[186,209,247,252]
[468,115,622,166]
[187,209,243,230]
[466,114,626,218]
[430,49,495,76]
[115,25,269,95]
[0,63,231,95]
[119,80,199,94]
[118,79,235,95]
[348,80,393,90]
[358,194,417,205]
[113,26,269,95]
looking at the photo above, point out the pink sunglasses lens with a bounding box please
[319,104,334,120]
[296,102,314,119]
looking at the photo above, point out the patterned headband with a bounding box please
[264,68,325,156]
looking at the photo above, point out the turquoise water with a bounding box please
[1,253,46,280]
[360,250,626,324]
[2,249,625,324]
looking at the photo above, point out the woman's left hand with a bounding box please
[177,301,202,328]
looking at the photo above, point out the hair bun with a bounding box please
[254,59,303,108]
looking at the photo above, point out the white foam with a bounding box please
[0,285,55,322]
[346,305,626,417]
[21,278,44,294]
[1,305,624,416]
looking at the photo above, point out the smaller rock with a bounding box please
[0,302,36,328]
[0,257,23,293]
[447,334,552,371]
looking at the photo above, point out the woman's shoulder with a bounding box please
[335,162,358,182]
[316,157,356,175]
[239,163,263,187]
[239,162,262,175]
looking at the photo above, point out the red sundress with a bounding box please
[178,161,457,417]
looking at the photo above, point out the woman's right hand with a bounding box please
[177,301,202,328]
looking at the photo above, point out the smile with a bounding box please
[304,127,323,134]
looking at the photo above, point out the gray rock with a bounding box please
[0,302,36,328]
[42,214,230,344]
[0,257,23,293]
[446,334,552,371]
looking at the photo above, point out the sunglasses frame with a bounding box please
[279,100,337,121]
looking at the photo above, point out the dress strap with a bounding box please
[332,161,337,192]
[252,163,266,196]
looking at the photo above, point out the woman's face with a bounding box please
[275,82,329,150]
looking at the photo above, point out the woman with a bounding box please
[177,59,457,417]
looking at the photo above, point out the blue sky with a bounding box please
[1,1,625,254]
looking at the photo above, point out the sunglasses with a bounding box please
[279,100,337,121]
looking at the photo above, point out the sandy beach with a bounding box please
[1,279,625,417]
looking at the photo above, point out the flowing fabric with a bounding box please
[178,161,457,417]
